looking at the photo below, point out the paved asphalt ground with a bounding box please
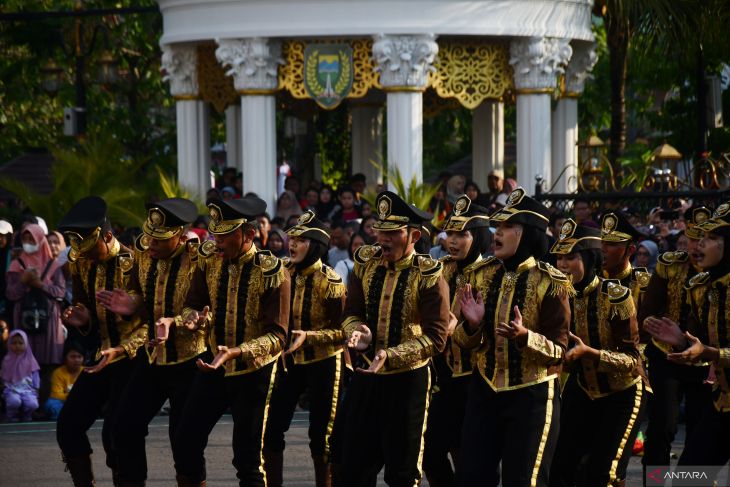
[0,412,679,486]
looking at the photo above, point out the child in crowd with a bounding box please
[44,342,84,420]
[1,330,40,422]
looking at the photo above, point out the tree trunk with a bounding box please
[695,46,708,157]
[607,15,629,169]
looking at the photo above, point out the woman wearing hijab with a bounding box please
[454,188,571,487]
[646,202,730,468]
[316,185,337,222]
[266,228,289,258]
[276,189,304,223]
[634,239,659,273]
[5,224,66,365]
[548,220,647,487]
[1,329,41,422]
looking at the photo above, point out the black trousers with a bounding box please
[112,352,202,482]
[459,373,561,487]
[642,347,712,467]
[172,361,277,487]
[549,375,647,487]
[423,373,470,486]
[678,401,730,466]
[341,365,431,487]
[264,353,343,460]
[57,357,133,470]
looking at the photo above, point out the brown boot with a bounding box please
[175,474,206,487]
[63,454,96,487]
[263,449,284,487]
[312,455,332,487]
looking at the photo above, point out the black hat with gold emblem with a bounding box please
[143,198,198,240]
[444,194,490,232]
[58,196,109,257]
[696,202,730,236]
[285,210,330,246]
[489,187,550,231]
[550,219,602,254]
[600,211,645,243]
[372,190,432,231]
[207,196,267,235]
[684,206,713,239]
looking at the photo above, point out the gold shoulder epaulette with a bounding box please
[632,267,651,290]
[438,254,453,263]
[117,252,134,275]
[655,251,688,279]
[281,257,293,271]
[353,245,381,279]
[197,240,217,269]
[537,261,576,298]
[186,240,199,262]
[601,279,635,320]
[134,234,148,254]
[415,253,443,289]
[320,264,346,298]
[256,250,285,290]
[686,272,711,290]
[464,256,497,274]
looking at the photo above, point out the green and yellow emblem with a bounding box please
[304,44,353,110]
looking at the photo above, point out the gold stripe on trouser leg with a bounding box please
[258,361,279,487]
[608,381,643,485]
[412,366,432,487]
[530,380,555,487]
[323,352,343,462]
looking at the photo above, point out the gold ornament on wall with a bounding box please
[430,40,513,109]
[196,43,238,114]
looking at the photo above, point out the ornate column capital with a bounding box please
[509,37,572,93]
[161,44,199,99]
[372,34,438,91]
[565,41,598,96]
[215,38,284,94]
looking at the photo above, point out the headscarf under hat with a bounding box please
[1,330,40,385]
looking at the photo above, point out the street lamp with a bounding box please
[644,143,682,191]
[578,135,617,192]
[40,59,64,97]
[96,49,119,86]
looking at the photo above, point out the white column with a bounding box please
[552,41,598,194]
[162,44,211,200]
[225,103,242,173]
[472,101,504,190]
[216,38,283,211]
[351,103,384,186]
[373,34,438,191]
[510,37,572,194]
[551,98,578,193]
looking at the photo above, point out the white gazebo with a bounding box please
[156,0,597,208]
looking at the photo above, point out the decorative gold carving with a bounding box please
[197,43,238,114]
[430,40,513,109]
[280,39,380,101]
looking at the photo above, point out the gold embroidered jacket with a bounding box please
[183,244,290,377]
[69,243,147,363]
[569,276,644,399]
[284,259,346,365]
[127,239,207,365]
[307,245,449,374]
[638,251,700,356]
[603,263,650,311]
[438,255,492,378]
[453,257,571,391]
[686,271,730,411]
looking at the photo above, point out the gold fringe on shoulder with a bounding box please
[324,280,346,299]
[263,267,285,291]
[609,296,636,320]
[548,279,577,299]
[420,272,442,290]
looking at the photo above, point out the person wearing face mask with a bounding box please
[600,212,651,310]
[453,187,571,487]
[422,195,490,487]
[547,220,647,487]
[170,195,290,487]
[263,210,347,487]
[637,207,713,474]
[645,202,730,470]
[6,224,67,367]
[307,191,450,487]
[56,196,147,487]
